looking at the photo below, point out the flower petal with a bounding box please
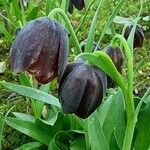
[71,0,85,10]
[57,25,69,82]
[75,64,104,118]
[59,64,88,113]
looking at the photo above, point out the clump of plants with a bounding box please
[0,0,150,150]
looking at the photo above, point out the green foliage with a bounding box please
[0,107,14,150]
[99,90,125,147]
[0,81,60,107]
[86,113,109,150]
[134,96,150,150]
[15,142,43,150]
[0,0,149,149]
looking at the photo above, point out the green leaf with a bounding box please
[110,129,121,150]
[15,142,43,150]
[86,112,109,150]
[39,111,62,126]
[85,0,103,53]
[97,95,113,126]
[48,131,84,150]
[96,0,125,46]
[19,73,45,118]
[48,131,72,150]
[0,22,13,43]
[76,51,126,91]
[12,0,21,21]
[70,135,86,150]
[0,81,60,108]
[13,112,35,122]
[0,107,14,150]
[126,19,138,51]
[134,97,150,150]
[26,5,39,21]
[98,90,125,147]
[45,0,55,15]
[143,16,150,21]
[6,117,52,145]
[6,112,65,145]
[19,73,32,87]
[113,16,133,24]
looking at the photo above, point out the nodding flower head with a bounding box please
[68,0,85,14]
[124,25,144,48]
[59,60,107,118]
[9,17,68,84]
[104,45,123,88]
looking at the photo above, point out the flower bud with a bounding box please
[59,60,107,118]
[68,0,85,14]
[104,45,123,88]
[9,17,68,84]
[124,25,144,48]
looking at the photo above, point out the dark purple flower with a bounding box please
[104,45,123,88]
[68,0,85,14]
[124,25,144,48]
[59,60,107,118]
[9,17,68,84]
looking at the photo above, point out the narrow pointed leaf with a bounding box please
[87,112,109,150]
[6,117,52,145]
[15,142,43,150]
[0,81,60,107]
[134,97,150,150]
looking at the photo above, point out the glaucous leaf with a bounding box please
[0,81,60,107]
[98,90,125,147]
[134,96,150,150]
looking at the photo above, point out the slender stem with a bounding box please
[112,34,135,113]
[60,0,69,13]
[122,2,143,148]
[138,0,143,19]
[60,0,69,24]
[112,34,135,150]
[75,0,95,34]
[84,119,90,150]
[122,118,136,150]
[95,0,125,50]
[48,8,82,55]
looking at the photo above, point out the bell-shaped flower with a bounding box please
[124,25,144,48]
[59,60,107,118]
[68,0,85,14]
[9,17,68,84]
[104,45,123,88]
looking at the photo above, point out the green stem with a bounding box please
[60,0,69,24]
[48,8,82,55]
[60,0,69,13]
[84,119,90,150]
[122,118,136,150]
[75,0,95,34]
[112,34,135,150]
[95,0,125,50]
